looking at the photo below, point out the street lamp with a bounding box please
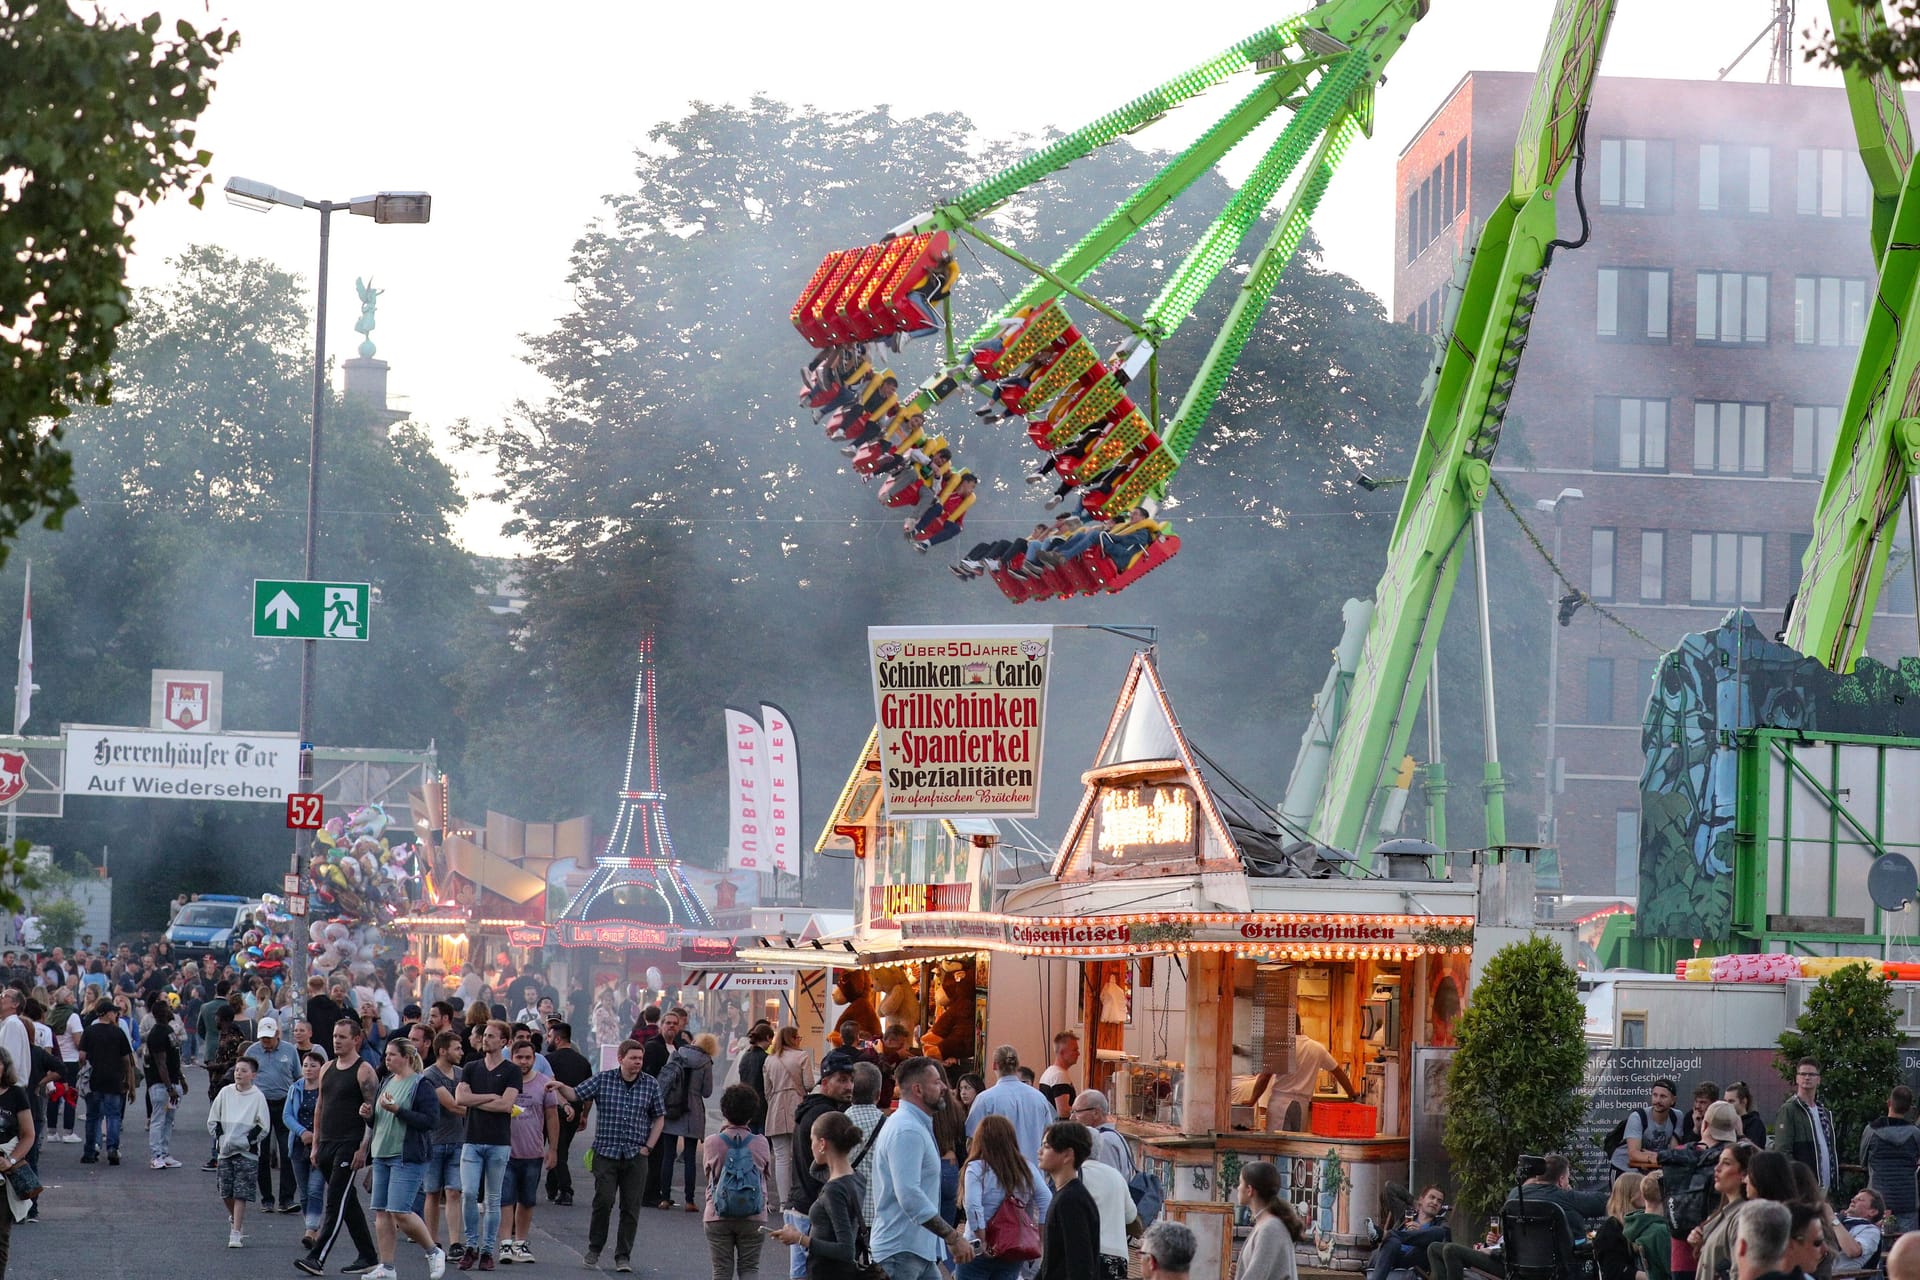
[225,176,431,992]
[1533,487,1583,850]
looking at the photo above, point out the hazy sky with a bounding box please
[113,0,1839,554]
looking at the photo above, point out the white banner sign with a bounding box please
[760,703,800,875]
[722,973,793,989]
[868,625,1053,818]
[63,725,298,803]
[725,708,771,871]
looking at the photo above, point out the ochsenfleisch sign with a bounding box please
[63,725,298,803]
[868,625,1052,818]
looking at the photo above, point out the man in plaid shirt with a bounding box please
[554,1039,664,1272]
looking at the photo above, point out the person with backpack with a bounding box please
[1614,1079,1682,1175]
[962,1113,1051,1280]
[1073,1090,1164,1230]
[704,1083,774,1280]
[1655,1101,1743,1280]
[656,1031,717,1210]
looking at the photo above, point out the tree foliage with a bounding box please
[7,246,491,929]
[1443,936,1588,1221]
[455,97,1543,860]
[0,2,235,555]
[1776,964,1900,1155]
[1810,6,1920,80]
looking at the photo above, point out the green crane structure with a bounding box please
[1779,0,1920,672]
[1280,0,1617,858]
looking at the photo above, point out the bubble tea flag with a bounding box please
[868,625,1053,818]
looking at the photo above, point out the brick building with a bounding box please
[1392,72,1912,896]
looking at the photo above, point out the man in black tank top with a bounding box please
[294,1016,380,1275]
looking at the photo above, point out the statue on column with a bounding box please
[354,277,383,358]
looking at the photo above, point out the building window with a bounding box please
[1619,1013,1649,1048]
[1637,658,1661,703]
[1792,405,1841,478]
[1640,531,1665,602]
[1789,531,1813,599]
[1793,276,1868,347]
[1691,532,1765,605]
[1599,138,1674,211]
[1615,809,1641,897]
[1695,271,1769,345]
[1587,658,1615,724]
[1591,527,1617,601]
[1797,147,1870,218]
[1407,138,1469,261]
[1692,401,1767,475]
[1698,144,1770,215]
[1596,267,1671,342]
[1593,397,1668,471]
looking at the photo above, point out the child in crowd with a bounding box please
[208,1055,271,1248]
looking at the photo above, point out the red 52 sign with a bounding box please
[286,793,324,830]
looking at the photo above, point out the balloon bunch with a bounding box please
[304,917,382,981]
[229,896,294,978]
[303,803,424,923]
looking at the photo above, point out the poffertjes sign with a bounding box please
[868,625,1052,818]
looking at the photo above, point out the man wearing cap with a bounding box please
[244,1014,303,1212]
[789,1049,856,1214]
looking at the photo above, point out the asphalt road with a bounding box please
[6,1083,729,1280]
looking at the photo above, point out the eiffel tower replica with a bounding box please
[557,633,714,929]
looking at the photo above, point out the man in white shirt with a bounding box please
[1250,1033,1358,1133]
[966,1045,1057,1163]
[1073,1123,1141,1269]
[0,988,30,1091]
[1037,1031,1080,1119]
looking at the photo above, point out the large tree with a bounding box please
[457,97,1543,862]
[10,246,490,928]
[0,3,235,555]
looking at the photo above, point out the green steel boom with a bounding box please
[1285,0,1618,856]
[1780,1,1920,672]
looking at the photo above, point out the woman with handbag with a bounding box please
[0,1044,39,1275]
[962,1114,1051,1280]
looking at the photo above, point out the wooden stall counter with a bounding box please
[1137,1130,1410,1276]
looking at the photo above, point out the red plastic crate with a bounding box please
[1309,1101,1378,1138]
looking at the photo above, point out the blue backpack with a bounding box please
[713,1132,765,1218]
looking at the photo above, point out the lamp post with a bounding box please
[224,177,430,994]
[1533,487,1583,850]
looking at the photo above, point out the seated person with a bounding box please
[907,471,977,551]
[1027,507,1174,574]
[1427,1155,1605,1280]
[953,522,1052,581]
[898,254,959,342]
[1837,1187,1884,1269]
[878,445,951,507]
[975,375,1031,421]
[1367,1186,1450,1280]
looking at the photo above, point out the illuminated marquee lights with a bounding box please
[1095,784,1196,861]
[891,909,1475,959]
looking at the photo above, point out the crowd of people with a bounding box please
[0,937,1215,1280]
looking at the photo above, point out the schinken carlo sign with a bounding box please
[868,625,1052,818]
[63,725,299,803]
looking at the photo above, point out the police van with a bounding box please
[164,895,260,960]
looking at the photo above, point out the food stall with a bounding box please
[733,729,1000,1065]
[878,652,1477,1280]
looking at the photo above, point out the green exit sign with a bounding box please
[252,579,370,642]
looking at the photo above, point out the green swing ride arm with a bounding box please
[1284,0,1618,857]
[1779,0,1920,673]
[889,0,1428,476]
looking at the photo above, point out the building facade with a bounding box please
[1393,72,1911,896]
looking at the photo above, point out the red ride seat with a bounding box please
[1091,534,1181,593]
